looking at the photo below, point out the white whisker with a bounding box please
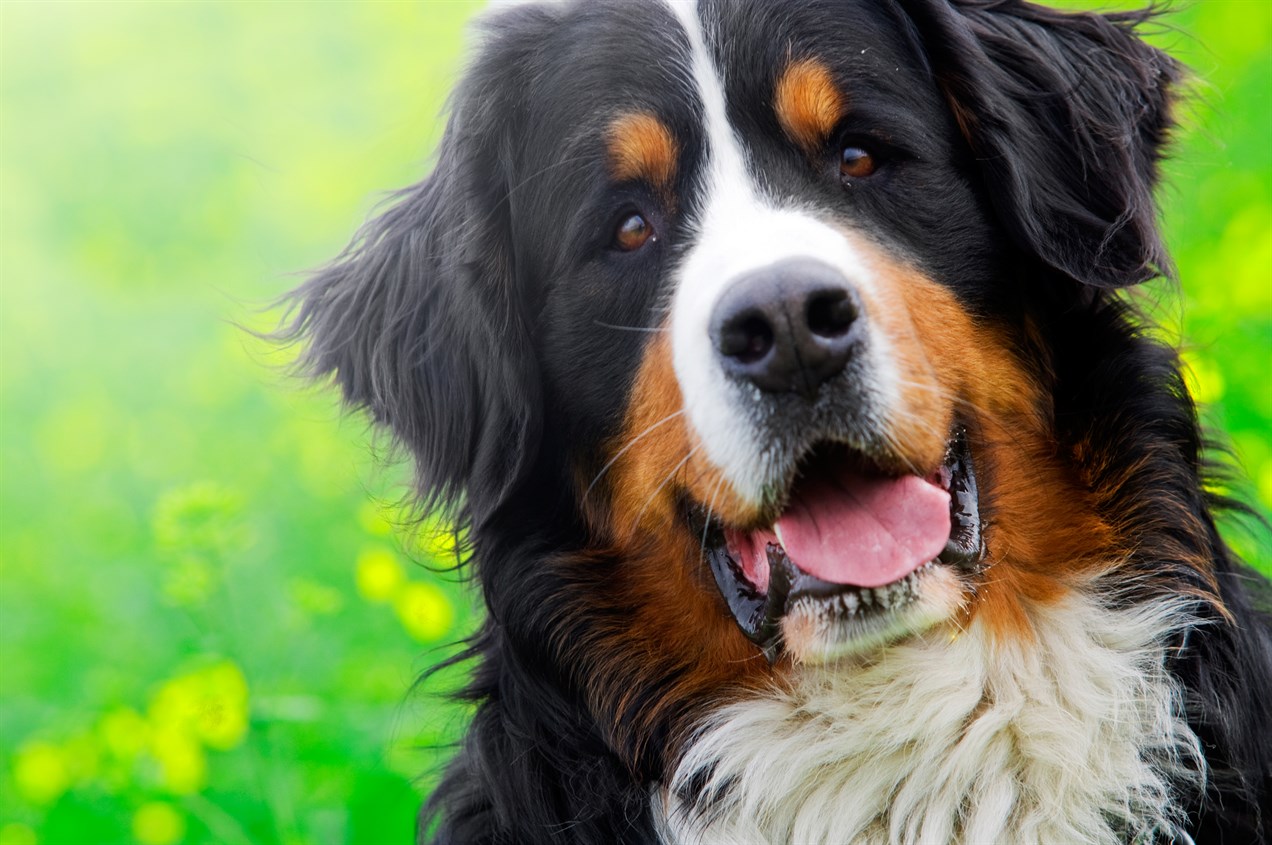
[584,409,686,500]
[631,445,701,531]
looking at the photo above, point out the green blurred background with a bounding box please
[0,2,1267,843]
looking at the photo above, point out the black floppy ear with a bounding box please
[278,9,550,524]
[896,0,1181,288]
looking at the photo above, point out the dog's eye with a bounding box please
[614,212,656,252]
[840,145,877,180]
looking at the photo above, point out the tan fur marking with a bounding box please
[568,332,773,772]
[846,234,1120,642]
[602,332,755,536]
[774,58,844,154]
[581,229,1134,692]
[607,112,679,192]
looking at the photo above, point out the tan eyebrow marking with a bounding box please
[606,112,679,191]
[774,58,845,153]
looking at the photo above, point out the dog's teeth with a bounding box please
[773,523,785,548]
[797,570,936,621]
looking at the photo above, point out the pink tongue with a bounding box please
[726,469,950,592]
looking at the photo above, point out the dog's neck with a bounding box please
[655,591,1203,845]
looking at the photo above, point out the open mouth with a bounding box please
[695,428,984,662]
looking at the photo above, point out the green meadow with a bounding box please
[1,2,1267,843]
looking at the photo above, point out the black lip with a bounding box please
[698,427,984,661]
[704,540,776,656]
[938,427,984,567]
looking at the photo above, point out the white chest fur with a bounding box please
[656,594,1202,845]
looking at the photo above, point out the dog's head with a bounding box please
[284,0,1181,769]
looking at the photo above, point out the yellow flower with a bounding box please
[144,659,249,794]
[1180,350,1225,406]
[149,660,249,753]
[133,801,186,845]
[149,726,206,795]
[12,740,70,805]
[356,547,404,603]
[99,706,150,760]
[194,662,249,750]
[393,581,455,642]
[413,515,466,564]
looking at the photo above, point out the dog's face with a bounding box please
[287,0,1178,773]
[514,0,1014,665]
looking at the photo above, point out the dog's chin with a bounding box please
[691,428,985,665]
[779,562,968,663]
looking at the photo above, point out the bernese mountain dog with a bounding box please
[280,0,1272,842]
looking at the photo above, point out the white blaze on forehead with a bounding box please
[661,0,752,216]
[661,0,897,505]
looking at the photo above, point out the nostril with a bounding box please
[720,314,775,364]
[710,258,862,398]
[806,290,857,340]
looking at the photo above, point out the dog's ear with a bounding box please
[896,0,1181,288]
[278,7,552,525]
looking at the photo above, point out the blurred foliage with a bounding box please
[0,1,1267,842]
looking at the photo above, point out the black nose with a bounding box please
[710,258,862,399]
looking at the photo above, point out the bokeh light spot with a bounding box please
[1181,350,1226,405]
[99,706,151,760]
[393,581,454,642]
[356,547,403,603]
[0,823,37,845]
[144,659,250,795]
[34,396,114,474]
[13,740,71,805]
[150,727,207,795]
[132,801,186,845]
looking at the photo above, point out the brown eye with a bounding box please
[840,145,877,179]
[614,212,655,251]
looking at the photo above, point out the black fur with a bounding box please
[1045,297,1272,843]
[895,0,1179,289]
[278,1,1272,842]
